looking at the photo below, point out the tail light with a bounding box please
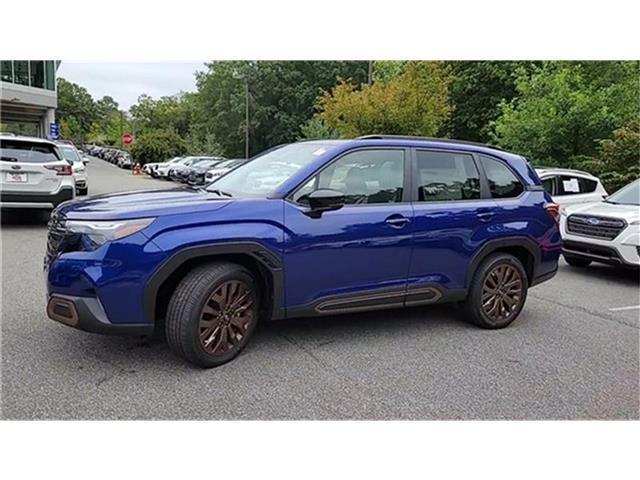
[544,202,560,223]
[45,164,72,176]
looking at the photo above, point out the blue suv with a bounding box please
[45,136,561,367]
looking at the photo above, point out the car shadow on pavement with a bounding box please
[563,262,640,286]
[0,209,51,227]
[55,302,474,371]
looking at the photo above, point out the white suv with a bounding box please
[57,143,89,196]
[0,135,75,209]
[536,168,607,207]
[560,179,640,268]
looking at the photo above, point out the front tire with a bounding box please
[165,262,259,367]
[464,253,528,329]
[563,254,591,268]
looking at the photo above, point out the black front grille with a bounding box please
[44,209,68,268]
[567,214,626,241]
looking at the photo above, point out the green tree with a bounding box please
[372,61,408,83]
[317,61,453,138]
[491,61,640,165]
[56,77,98,142]
[298,117,340,140]
[193,61,369,157]
[130,130,187,165]
[574,119,640,192]
[446,61,540,142]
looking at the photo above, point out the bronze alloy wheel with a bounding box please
[198,280,255,356]
[481,264,524,323]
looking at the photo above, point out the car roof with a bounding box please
[535,167,598,179]
[0,134,57,146]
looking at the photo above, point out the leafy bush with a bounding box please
[130,130,187,165]
[316,61,453,138]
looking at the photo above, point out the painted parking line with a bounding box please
[608,305,640,312]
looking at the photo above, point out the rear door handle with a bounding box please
[476,211,496,223]
[385,214,410,229]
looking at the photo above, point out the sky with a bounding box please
[56,62,206,110]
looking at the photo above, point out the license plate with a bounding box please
[6,172,28,183]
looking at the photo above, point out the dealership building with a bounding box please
[1,60,60,138]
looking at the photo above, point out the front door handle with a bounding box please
[385,214,410,229]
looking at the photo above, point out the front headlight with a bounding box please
[66,218,155,246]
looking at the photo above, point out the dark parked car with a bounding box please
[45,136,561,367]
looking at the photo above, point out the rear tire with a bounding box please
[165,262,259,368]
[563,254,591,268]
[78,187,88,196]
[464,253,528,329]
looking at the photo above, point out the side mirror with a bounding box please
[83,157,90,165]
[305,189,345,218]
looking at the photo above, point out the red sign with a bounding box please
[122,132,133,145]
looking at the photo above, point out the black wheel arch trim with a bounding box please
[143,241,284,324]
[465,236,542,288]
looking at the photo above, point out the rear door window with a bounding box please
[0,140,61,164]
[415,150,481,202]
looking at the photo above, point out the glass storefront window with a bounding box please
[13,61,29,85]
[30,61,45,88]
[1,61,13,82]
[45,61,55,90]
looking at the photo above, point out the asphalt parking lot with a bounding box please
[1,158,638,420]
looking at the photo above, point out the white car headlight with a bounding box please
[66,218,155,245]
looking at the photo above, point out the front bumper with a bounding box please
[47,294,154,335]
[560,217,640,267]
[0,186,74,209]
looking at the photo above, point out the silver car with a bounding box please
[0,135,76,209]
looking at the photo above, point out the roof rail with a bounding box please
[356,134,506,152]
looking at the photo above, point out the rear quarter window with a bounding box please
[479,155,524,199]
[0,140,61,164]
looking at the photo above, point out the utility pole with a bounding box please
[244,77,250,159]
[120,110,124,148]
[368,60,373,86]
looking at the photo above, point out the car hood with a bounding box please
[564,201,640,222]
[58,187,232,220]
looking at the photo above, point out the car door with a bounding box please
[408,148,491,298]
[283,148,414,315]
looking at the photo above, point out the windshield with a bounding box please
[606,180,640,206]
[206,141,342,197]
